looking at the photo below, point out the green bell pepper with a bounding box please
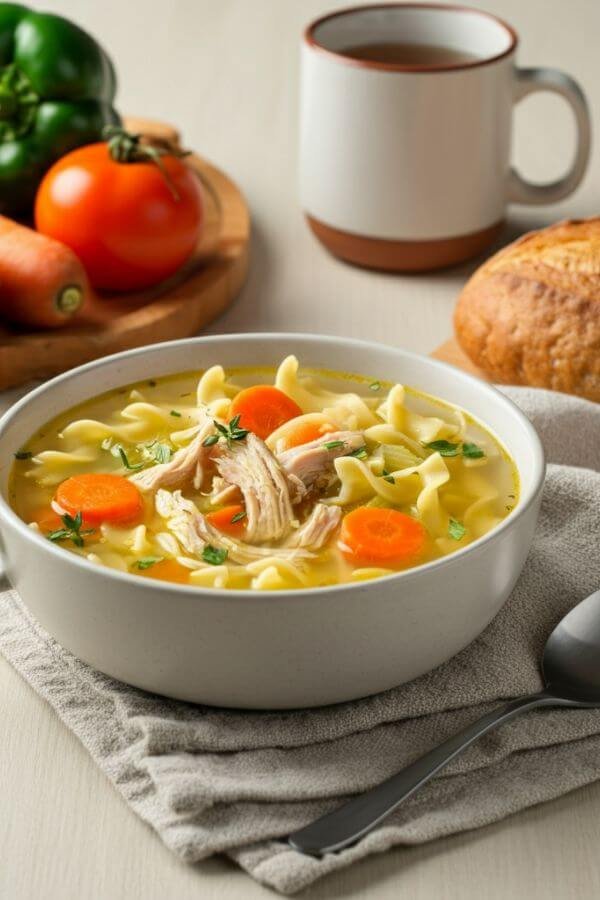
[0,3,120,215]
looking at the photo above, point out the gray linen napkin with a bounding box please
[1,386,599,894]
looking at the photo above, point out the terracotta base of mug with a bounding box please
[306,215,504,272]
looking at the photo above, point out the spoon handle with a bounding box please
[288,691,559,856]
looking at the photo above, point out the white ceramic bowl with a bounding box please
[0,334,545,709]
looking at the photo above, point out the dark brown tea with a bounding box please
[338,42,480,67]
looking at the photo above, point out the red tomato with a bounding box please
[35,143,203,292]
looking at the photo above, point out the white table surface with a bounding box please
[2,1,600,897]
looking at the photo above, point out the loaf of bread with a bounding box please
[454,218,600,402]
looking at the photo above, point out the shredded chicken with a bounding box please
[214,433,295,543]
[278,431,364,498]
[287,503,341,550]
[155,489,312,565]
[131,420,215,492]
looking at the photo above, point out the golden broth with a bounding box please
[9,362,519,591]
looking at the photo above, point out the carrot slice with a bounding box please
[280,420,334,450]
[137,559,190,584]
[206,503,247,537]
[54,473,144,526]
[229,385,302,440]
[28,505,63,533]
[340,507,427,567]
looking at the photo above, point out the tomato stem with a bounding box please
[103,125,188,201]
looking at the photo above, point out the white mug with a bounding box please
[299,4,591,271]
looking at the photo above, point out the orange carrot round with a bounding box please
[28,505,63,533]
[340,507,427,567]
[136,559,190,584]
[229,385,302,440]
[206,503,247,537]
[0,215,93,329]
[54,474,143,526]
[280,420,334,450]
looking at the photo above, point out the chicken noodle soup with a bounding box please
[10,358,518,591]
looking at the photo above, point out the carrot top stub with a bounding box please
[340,507,427,568]
[229,385,303,440]
[54,473,144,526]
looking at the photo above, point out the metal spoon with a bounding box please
[288,588,600,856]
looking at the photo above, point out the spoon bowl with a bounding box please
[543,589,600,703]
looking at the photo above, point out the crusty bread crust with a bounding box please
[454,218,600,402]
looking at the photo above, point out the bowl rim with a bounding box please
[0,332,546,600]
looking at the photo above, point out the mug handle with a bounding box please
[509,67,591,205]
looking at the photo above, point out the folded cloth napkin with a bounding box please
[1,386,599,894]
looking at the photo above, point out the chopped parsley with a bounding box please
[424,440,485,460]
[134,556,163,570]
[349,446,368,460]
[462,442,485,459]
[169,409,182,418]
[47,512,94,548]
[382,472,395,484]
[230,510,247,524]
[118,446,143,471]
[203,433,220,447]
[323,440,345,450]
[424,440,460,457]
[150,442,171,464]
[448,518,466,541]
[14,449,32,460]
[369,381,381,392]
[202,545,228,565]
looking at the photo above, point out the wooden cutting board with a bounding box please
[0,116,250,390]
[431,337,490,379]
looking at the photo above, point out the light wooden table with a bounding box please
[1,1,599,898]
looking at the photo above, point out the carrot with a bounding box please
[280,420,334,450]
[206,503,247,536]
[0,215,92,328]
[136,559,190,585]
[229,385,303,440]
[54,473,144,526]
[28,505,63,533]
[340,507,427,567]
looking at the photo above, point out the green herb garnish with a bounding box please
[424,440,460,457]
[202,545,228,565]
[213,415,249,447]
[134,556,163,570]
[151,443,171,464]
[448,518,466,541]
[382,474,395,484]
[230,510,247,524]
[424,440,485,460]
[349,446,368,460]
[47,512,94,548]
[118,446,143,471]
[14,449,32,460]
[203,434,220,447]
[323,440,345,450]
[369,381,381,392]
[170,409,182,418]
[461,442,485,459]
